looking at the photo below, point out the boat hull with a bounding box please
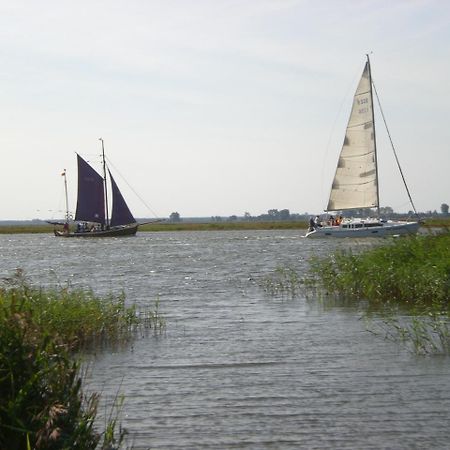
[54,224,138,238]
[304,221,420,238]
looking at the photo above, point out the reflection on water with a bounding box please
[0,231,449,449]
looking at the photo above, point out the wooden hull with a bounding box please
[54,224,138,238]
[304,221,420,238]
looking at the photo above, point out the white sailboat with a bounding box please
[304,56,420,238]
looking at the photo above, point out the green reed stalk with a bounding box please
[308,231,450,354]
[0,270,165,448]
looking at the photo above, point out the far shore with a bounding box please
[0,217,448,234]
[0,221,307,234]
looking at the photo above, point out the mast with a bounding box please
[99,137,110,228]
[366,54,380,217]
[62,169,70,222]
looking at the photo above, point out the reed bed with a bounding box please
[307,231,450,305]
[307,231,450,354]
[0,270,165,448]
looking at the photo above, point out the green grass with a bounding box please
[0,270,165,448]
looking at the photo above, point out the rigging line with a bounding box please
[371,78,419,216]
[105,157,161,219]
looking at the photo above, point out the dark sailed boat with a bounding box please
[54,139,138,238]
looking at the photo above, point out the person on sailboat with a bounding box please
[308,217,315,232]
[314,216,322,228]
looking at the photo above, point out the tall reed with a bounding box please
[0,270,165,448]
[307,231,450,354]
[308,231,450,306]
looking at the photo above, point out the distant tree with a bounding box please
[267,209,279,218]
[379,206,394,216]
[169,212,181,222]
[279,209,290,220]
[228,215,238,222]
[355,208,374,217]
[211,216,222,222]
[441,203,449,215]
[244,212,252,220]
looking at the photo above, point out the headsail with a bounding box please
[109,170,135,226]
[75,154,105,224]
[327,61,378,211]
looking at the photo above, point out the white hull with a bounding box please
[304,220,420,238]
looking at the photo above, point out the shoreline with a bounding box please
[0,218,448,234]
[0,221,308,234]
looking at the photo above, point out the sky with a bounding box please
[1,0,449,220]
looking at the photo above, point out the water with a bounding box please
[1,231,449,449]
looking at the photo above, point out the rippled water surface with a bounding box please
[1,231,449,449]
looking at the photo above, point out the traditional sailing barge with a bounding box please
[54,139,138,237]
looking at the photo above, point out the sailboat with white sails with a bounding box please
[54,139,141,237]
[304,55,420,238]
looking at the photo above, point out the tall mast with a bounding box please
[366,54,380,217]
[99,137,110,228]
[62,168,70,222]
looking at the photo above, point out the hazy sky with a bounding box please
[1,0,449,220]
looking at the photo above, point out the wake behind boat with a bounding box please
[54,139,139,238]
[305,55,420,238]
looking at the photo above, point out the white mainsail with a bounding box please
[327,61,378,211]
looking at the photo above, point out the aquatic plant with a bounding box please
[0,292,126,449]
[308,231,450,305]
[0,270,166,448]
[1,270,141,351]
[365,304,450,355]
[308,231,450,354]
[259,266,303,299]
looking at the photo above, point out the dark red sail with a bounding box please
[75,154,105,224]
[109,170,135,226]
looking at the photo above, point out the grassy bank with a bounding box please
[0,271,163,449]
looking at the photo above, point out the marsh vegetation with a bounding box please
[307,231,450,354]
[0,270,165,449]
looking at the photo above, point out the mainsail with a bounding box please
[109,170,135,226]
[75,154,105,224]
[327,61,378,211]
[74,153,135,227]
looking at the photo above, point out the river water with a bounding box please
[0,230,449,449]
